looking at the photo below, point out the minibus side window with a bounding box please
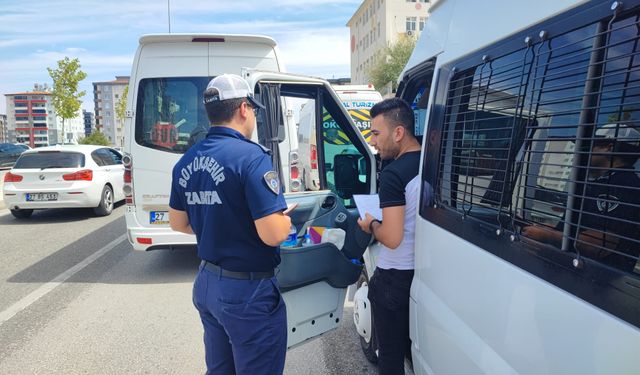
[432,16,640,276]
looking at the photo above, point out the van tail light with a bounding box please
[63,169,93,181]
[289,150,301,192]
[4,172,23,182]
[122,153,134,205]
[290,165,299,180]
[310,144,318,170]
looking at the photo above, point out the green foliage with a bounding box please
[116,85,129,125]
[78,131,110,146]
[367,36,417,93]
[48,57,87,142]
[608,107,634,123]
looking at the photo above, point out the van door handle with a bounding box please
[321,196,336,209]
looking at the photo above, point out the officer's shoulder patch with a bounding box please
[263,171,280,195]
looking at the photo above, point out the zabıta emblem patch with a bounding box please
[263,171,280,195]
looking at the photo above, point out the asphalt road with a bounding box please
[0,205,378,374]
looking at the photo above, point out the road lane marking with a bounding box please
[0,234,127,326]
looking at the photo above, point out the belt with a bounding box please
[200,260,274,280]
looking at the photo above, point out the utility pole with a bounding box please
[167,0,171,33]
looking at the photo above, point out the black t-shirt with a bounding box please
[379,151,421,208]
[580,168,640,272]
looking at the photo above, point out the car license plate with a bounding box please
[150,211,169,225]
[26,192,58,201]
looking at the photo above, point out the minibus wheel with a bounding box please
[355,268,378,363]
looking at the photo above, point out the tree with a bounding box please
[367,36,417,94]
[78,130,110,146]
[116,85,129,131]
[48,57,87,144]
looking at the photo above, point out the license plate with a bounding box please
[26,193,58,201]
[150,211,169,225]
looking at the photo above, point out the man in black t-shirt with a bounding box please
[357,98,422,374]
[523,124,640,273]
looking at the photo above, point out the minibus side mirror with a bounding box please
[334,154,367,199]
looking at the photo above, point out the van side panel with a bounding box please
[413,220,640,375]
[443,0,588,64]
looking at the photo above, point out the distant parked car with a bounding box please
[14,143,32,151]
[0,143,25,168]
[2,145,125,219]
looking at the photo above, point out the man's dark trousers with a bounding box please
[192,263,287,375]
[368,267,414,375]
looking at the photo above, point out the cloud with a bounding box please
[0,0,360,113]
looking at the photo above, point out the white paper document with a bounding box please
[353,194,382,221]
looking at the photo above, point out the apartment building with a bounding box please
[0,114,7,143]
[4,88,85,146]
[93,76,129,147]
[83,109,95,137]
[5,91,56,147]
[347,0,431,87]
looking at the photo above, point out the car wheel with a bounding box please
[10,208,33,219]
[356,268,378,364]
[94,185,114,216]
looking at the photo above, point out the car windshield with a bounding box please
[14,152,85,169]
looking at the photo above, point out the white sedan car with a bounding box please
[3,145,125,219]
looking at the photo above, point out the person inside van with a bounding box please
[357,98,421,374]
[522,124,640,273]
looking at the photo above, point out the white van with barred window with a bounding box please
[348,0,640,374]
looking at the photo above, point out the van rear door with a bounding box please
[245,70,376,348]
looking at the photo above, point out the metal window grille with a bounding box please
[436,9,640,274]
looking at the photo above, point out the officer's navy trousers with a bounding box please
[193,263,287,375]
[368,267,414,375]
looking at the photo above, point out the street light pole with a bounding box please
[167,0,171,33]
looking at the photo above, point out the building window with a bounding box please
[419,17,426,31]
[406,17,417,31]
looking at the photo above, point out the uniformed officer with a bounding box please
[168,74,293,374]
[523,123,640,272]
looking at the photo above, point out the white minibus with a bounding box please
[350,0,640,374]
[123,34,298,251]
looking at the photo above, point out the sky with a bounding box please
[0,0,361,115]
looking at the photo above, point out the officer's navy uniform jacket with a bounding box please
[169,126,287,272]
